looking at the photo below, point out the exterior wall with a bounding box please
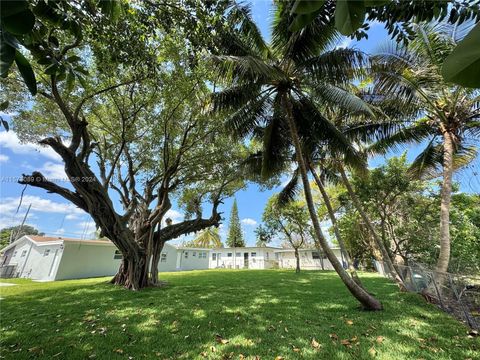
[3,238,35,278]
[23,243,62,280]
[55,242,121,280]
[209,248,279,269]
[0,238,63,280]
[278,249,342,270]
[157,243,178,272]
[175,248,210,271]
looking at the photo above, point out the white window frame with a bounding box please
[251,252,257,257]
[160,253,167,263]
[184,251,189,259]
[113,250,123,260]
[227,253,232,257]
[43,249,51,256]
[21,250,27,257]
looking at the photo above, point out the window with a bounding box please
[212,253,217,260]
[227,253,232,257]
[160,253,167,263]
[13,251,17,257]
[184,251,188,259]
[251,252,256,257]
[312,251,320,259]
[265,252,269,260]
[21,250,27,257]
[43,249,50,256]
[114,250,123,259]
[199,252,207,259]
[236,252,241,257]
[192,251,196,257]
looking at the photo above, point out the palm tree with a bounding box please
[370,24,480,273]
[211,2,382,310]
[193,228,223,248]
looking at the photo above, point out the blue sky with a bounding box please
[0,1,478,246]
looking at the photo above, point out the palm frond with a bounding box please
[224,90,273,138]
[310,83,374,116]
[225,1,271,59]
[408,139,443,179]
[292,96,366,171]
[277,167,300,206]
[368,119,436,155]
[271,0,338,63]
[210,55,282,83]
[301,48,369,85]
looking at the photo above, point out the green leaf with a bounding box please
[67,55,81,63]
[66,70,75,93]
[0,101,9,111]
[2,9,35,35]
[442,23,480,88]
[291,0,325,15]
[289,11,320,32]
[335,0,366,36]
[14,51,37,95]
[0,42,16,77]
[44,63,59,75]
[0,0,28,18]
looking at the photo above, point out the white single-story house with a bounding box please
[0,235,122,281]
[0,235,344,281]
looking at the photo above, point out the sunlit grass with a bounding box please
[0,270,478,359]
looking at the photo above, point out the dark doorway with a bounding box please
[243,252,249,268]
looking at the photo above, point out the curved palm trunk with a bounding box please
[309,165,363,287]
[338,165,407,290]
[283,95,382,310]
[436,132,454,273]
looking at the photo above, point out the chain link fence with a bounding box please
[374,260,480,330]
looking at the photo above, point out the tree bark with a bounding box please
[436,131,454,273]
[282,94,382,310]
[338,165,407,291]
[309,165,364,287]
[294,248,300,273]
[110,252,149,290]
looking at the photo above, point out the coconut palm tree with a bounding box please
[193,227,223,248]
[369,24,480,273]
[211,2,382,310]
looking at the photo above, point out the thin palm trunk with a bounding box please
[309,164,363,287]
[338,165,407,290]
[283,94,382,310]
[436,131,454,273]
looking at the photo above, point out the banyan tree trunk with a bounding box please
[111,252,149,290]
[149,240,166,285]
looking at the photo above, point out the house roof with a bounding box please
[0,235,115,253]
[28,235,113,245]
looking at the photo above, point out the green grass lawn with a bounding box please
[0,270,478,360]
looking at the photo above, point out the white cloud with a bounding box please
[0,154,8,163]
[39,162,67,180]
[164,209,183,224]
[0,131,61,161]
[241,218,257,226]
[0,195,86,229]
[65,214,80,220]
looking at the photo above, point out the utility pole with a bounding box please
[10,203,31,244]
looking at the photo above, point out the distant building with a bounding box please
[0,235,343,281]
